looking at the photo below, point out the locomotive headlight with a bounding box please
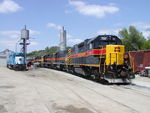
[110,65,113,70]
[108,65,113,70]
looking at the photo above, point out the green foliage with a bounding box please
[119,26,150,51]
[141,40,150,49]
[27,46,59,58]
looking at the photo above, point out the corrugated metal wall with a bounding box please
[0,56,7,67]
[0,49,12,67]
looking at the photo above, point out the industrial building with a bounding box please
[0,49,12,67]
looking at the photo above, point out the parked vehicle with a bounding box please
[144,66,150,77]
[140,66,150,77]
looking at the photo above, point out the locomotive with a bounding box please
[7,52,26,70]
[32,35,134,83]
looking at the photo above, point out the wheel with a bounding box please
[91,70,100,81]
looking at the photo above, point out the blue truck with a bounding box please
[7,52,26,70]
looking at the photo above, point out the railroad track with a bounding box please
[26,68,150,113]
[116,84,150,98]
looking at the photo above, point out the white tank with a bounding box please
[21,26,29,39]
[60,27,66,51]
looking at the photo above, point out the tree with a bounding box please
[27,46,59,58]
[141,40,150,50]
[119,26,146,51]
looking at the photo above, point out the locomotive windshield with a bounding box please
[16,55,24,57]
[90,35,122,49]
[15,56,25,64]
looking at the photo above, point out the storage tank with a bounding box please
[60,27,66,51]
[21,26,29,39]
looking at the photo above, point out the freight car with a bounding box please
[126,50,150,73]
[7,52,26,70]
[125,50,150,77]
[32,35,134,83]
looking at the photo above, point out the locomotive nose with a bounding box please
[106,45,125,66]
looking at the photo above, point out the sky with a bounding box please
[0,0,150,52]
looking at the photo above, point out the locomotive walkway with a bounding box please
[0,67,150,113]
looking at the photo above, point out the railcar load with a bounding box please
[32,35,135,83]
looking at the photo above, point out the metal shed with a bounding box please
[0,49,12,67]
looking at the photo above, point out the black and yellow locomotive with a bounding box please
[32,35,134,83]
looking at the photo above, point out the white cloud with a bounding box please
[68,38,83,44]
[65,10,73,14]
[63,33,82,44]
[0,30,40,38]
[29,30,40,35]
[0,30,19,38]
[0,39,39,52]
[67,34,73,39]
[97,22,150,39]
[47,23,62,30]
[142,30,150,39]
[0,0,22,13]
[47,22,82,45]
[97,29,120,35]
[132,22,150,29]
[113,23,123,27]
[0,39,16,50]
[30,41,38,46]
[68,0,119,18]
[132,22,150,38]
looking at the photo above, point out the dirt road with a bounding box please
[0,67,150,113]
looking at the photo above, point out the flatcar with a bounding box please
[32,35,134,83]
[7,52,26,70]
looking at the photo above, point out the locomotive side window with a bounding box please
[89,43,93,49]
[112,37,116,41]
[101,37,107,40]
[78,42,85,52]
[100,41,108,46]
[75,45,78,53]
[87,43,93,50]
[94,41,101,49]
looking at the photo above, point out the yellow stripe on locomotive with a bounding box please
[106,45,125,65]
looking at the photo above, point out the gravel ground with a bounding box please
[132,75,150,88]
[0,67,150,113]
